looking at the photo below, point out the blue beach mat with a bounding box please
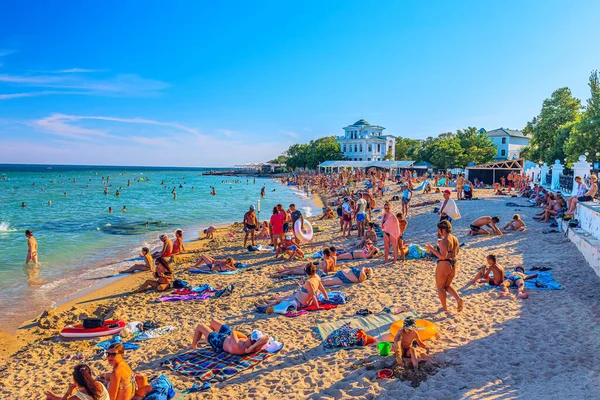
[188,263,249,275]
[485,270,564,291]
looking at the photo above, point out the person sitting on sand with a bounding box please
[493,183,506,196]
[98,344,139,400]
[352,222,378,249]
[133,257,173,293]
[500,267,538,299]
[392,316,429,370]
[203,226,216,239]
[503,214,526,232]
[275,235,304,260]
[46,364,110,400]
[191,319,270,355]
[152,234,173,258]
[256,221,270,240]
[468,216,503,236]
[425,220,463,313]
[468,254,504,286]
[120,247,152,273]
[321,266,373,287]
[271,248,334,278]
[172,229,185,254]
[319,206,336,220]
[335,240,379,261]
[191,255,237,272]
[258,263,329,311]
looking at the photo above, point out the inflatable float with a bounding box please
[60,320,126,339]
[389,319,437,341]
[294,219,313,243]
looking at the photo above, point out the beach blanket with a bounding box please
[163,347,275,382]
[318,291,347,304]
[485,270,564,291]
[159,292,213,302]
[317,311,417,340]
[189,263,249,275]
[135,325,175,341]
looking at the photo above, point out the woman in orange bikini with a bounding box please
[172,229,185,254]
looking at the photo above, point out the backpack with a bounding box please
[172,279,188,289]
[83,318,105,329]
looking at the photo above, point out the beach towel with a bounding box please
[323,322,377,349]
[407,244,427,259]
[317,311,417,340]
[438,198,461,220]
[188,268,239,275]
[96,339,140,351]
[318,291,347,304]
[484,270,564,291]
[135,325,175,341]
[162,346,276,382]
[159,292,213,302]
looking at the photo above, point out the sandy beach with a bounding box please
[1,183,600,400]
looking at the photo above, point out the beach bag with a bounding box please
[568,219,579,228]
[172,279,188,289]
[83,318,105,329]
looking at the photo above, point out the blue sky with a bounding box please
[1,1,599,166]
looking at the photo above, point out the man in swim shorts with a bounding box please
[354,192,368,237]
[152,234,173,258]
[468,216,503,236]
[289,203,304,243]
[191,319,269,355]
[500,268,538,299]
[243,205,258,247]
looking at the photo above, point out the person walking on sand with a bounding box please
[25,230,38,264]
[382,202,400,263]
[438,190,461,222]
[243,205,258,247]
[426,220,463,313]
[354,192,368,237]
[341,197,353,238]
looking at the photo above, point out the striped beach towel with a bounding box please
[162,347,273,382]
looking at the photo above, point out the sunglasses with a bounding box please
[106,352,120,357]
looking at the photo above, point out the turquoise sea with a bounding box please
[0,164,317,330]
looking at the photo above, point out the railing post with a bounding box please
[540,163,549,187]
[551,159,563,190]
[571,155,592,195]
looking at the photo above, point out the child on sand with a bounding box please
[396,213,408,262]
[468,254,504,286]
[503,214,527,232]
[392,317,429,369]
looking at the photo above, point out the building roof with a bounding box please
[318,160,422,169]
[486,127,527,138]
[353,119,369,126]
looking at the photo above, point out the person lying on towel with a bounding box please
[321,266,373,287]
[191,319,269,355]
[189,254,237,272]
[259,263,329,312]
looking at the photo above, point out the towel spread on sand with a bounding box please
[159,292,213,302]
[189,263,249,275]
[135,325,175,341]
[484,270,564,291]
[317,311,418,340]
[163,346,276,382]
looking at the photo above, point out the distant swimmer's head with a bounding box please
[25,230,33,237]
[21,202,27,207]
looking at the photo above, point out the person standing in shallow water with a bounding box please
[25,230,38,264]
[426,220,463,313]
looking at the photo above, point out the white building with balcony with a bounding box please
[485,127,530,160]
[336,119,395,161]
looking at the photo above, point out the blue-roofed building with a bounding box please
[336,119,396,161]
[485,127,530,160]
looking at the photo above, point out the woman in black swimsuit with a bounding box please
[426,220,463,313]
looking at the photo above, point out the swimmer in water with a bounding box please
[21,202,27,207]
[109,207,113,213]
[122,206,127,212]
[48,201,52,206]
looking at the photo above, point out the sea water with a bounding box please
[0,164,317,330]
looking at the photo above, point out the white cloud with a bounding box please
[0,49,15,57]
[0,72,169,99]
[46,68,108,73]
[280,130,298,138]
[0,90,85,100]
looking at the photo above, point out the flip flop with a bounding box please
[535,281,548,288]
[356,309,373,316]
[538,267,552,272]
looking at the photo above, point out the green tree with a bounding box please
[394,137,422,160]
[428,136,464,169]
[284,136,344,170]
[565,70,600,163]
[455,127,496,165]
[521,87,583,163]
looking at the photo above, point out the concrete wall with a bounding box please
[562,201,600,278]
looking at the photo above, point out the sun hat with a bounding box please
[403,316,416,330]
[250,205,255,210]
